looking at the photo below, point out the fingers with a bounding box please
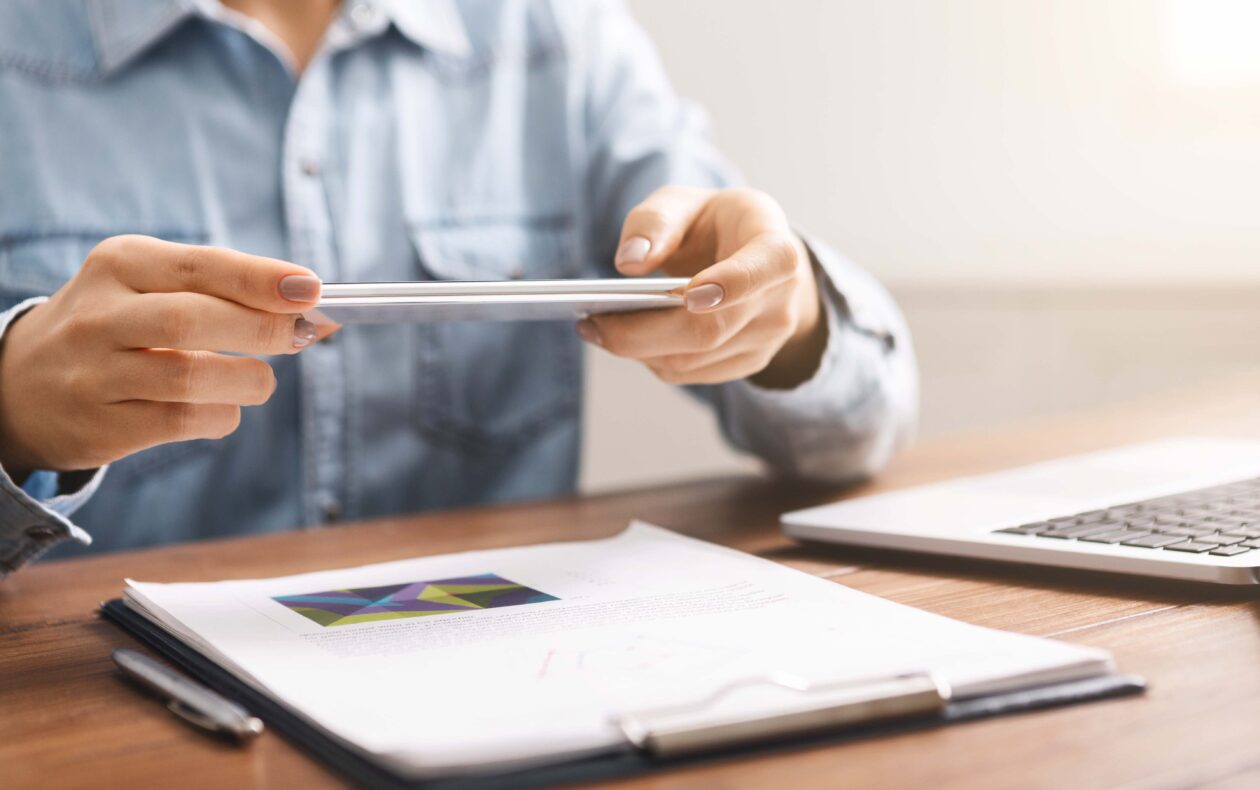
[87,235,321,312]
[584,261,802,386]
[107,401,243,448]
[585,302,753,359]
[111,292,316,355]
[584,302,787,385]
[647,349,770,386]
[106,349,277,406]
[614,186,712,275]
[683,232,799,314]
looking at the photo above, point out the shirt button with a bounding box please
[323,502,343,522]
[25,526,56,541]
[300,159,321,177]
[350,2,381,30]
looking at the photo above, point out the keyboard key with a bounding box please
[1210,545,1253,557]
[995,524,1046,535]
[1038,526,1108,536]
[1165,541,1221,553]
[1037,529,1087,539]
[1080,530,1152,544]
[1055,522,1128,538]
[1180,507,1217,516]
[1075,512,1112,525]
[1086,522,1128,536]
[989,475,1260,548]
[1193,515,1233,524]
[1209,519,1251,531]
[1122,534,1188,548]
[1207,533,1246,546]
[1186,521,1221,530]
[1153,526,1216,537]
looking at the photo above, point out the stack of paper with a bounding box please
[122,523,1116,778]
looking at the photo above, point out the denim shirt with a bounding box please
[0,0,917,573]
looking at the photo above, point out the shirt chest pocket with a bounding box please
[404,217,583,450]
[0,229,205,305]
[408,215,581,281]
[0,233,116,313]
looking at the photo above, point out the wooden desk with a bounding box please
[5,377,1260,789]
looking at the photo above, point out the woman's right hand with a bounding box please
[0,235,325,480]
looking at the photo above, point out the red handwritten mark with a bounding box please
[537,648,556,680]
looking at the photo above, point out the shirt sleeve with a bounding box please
[574,0,918,483]
[0,297,101,577]
[693,233,918,482]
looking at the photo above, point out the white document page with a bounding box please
[125,523,1111,778]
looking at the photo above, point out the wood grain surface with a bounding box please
[4,374,1260,789]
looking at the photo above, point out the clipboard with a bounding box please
[100,599,1145,790]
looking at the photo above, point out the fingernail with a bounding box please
[576,319,603,346]
[685,283,725,312]
[615,236,652,271]
[293,318,318,348]
[279,274,321,302]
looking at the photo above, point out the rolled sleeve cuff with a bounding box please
[0,297,101,576]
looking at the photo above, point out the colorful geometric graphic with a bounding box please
[273,574,558,627]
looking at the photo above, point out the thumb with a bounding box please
[613,186,712,276]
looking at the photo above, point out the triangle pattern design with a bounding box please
[273,573,559,627]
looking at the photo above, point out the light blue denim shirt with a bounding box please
[0,0,917,574]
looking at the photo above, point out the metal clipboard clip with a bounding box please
[614,670,951,759]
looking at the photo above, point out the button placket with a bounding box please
[283,61,348,527]
[349,2,383,31]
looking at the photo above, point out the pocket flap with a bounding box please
[0,230,205,297]
[0,234,97,295]
[408,216,578,281]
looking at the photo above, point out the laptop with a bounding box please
[782,437,1260,584]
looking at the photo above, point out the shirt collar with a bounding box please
[84,0,471,76]
[378,0,471,59]
[86,0,197,74]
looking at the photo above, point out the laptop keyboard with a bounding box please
[993,476,1260,557]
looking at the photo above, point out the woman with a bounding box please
[0,0,916,572]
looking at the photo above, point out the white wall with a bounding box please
[627,0,1260,288]
[581,0,1260,492]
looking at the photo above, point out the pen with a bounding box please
[112,648,264,743]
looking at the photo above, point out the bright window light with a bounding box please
[1161,0,1260,84]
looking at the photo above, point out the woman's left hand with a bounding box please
[579,186,828,389]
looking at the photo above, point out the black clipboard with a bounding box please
[100,599,1145,789]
